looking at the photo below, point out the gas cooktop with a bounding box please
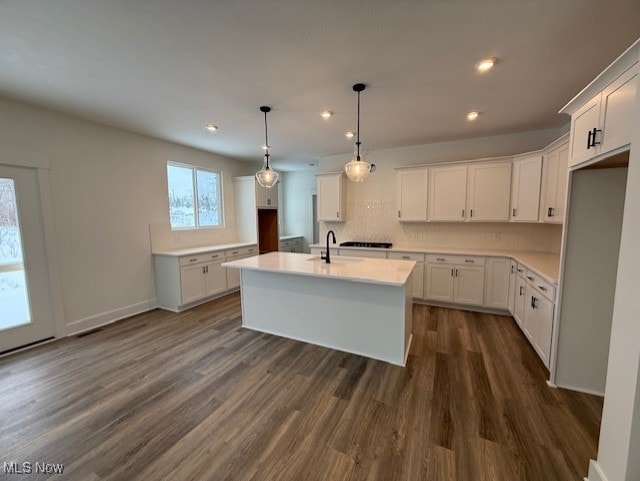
[339,241,393,249]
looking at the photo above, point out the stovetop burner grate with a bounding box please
[339,241,393,249]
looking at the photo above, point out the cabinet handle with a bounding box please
[532,297,538,309]
[455,269,459,277]
[202,266,206,274]
[587,129,593,150]
[267,199,271,205]
[398,210,401,218]
[527,276,534,281]
[538,285,547,291]
[464,259,474,263]
[517,268,523,273]
[190,258,198,262]
[511,265,515,274]
[451,268,454,277]
[512,208,516,217]
[519,286,524,296]
[461,209,465,218]
[232,251,238,255]
[336,211,339,218]
[470,209,473,218]
[402,256,410,260]
[437,257,445,262]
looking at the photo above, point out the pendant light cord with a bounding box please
[356,89,361,161]
[263,110,270,168]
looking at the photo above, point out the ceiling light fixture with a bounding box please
[467,111,480,121]
[320,110,333,119]
[344,83,375,182]
[476,57,497,72]
[255,106,279,188]
[345,131,355,139]
[205,123,218,131]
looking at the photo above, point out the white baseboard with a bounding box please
[555,382,605,397]
[587,459,608,481]
[65,298,157,336]
[413,299,510,316]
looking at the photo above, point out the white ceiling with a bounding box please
[1,1,639,170]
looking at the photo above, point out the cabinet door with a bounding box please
[396,168,428,221]
[466,162,511,221]
[428,165,467,221]
[569,94,601,168]
[552,143,569,222]
[507,260,517,314]
[412,262,425,299]
[483,258,510,309]
[204,260,227,297]
[523,285,537,342]
[181,264,206,304]
[514,275,526,328]
[533,295,554,368]
[454,265,484,306]
[425,264,455,302]
[511,155,542,222]
[226,266,241,290]
[255,182,278,208]
[600,64,638,155]
[317,174,345,221]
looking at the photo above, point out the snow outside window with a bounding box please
[167,163,223,229]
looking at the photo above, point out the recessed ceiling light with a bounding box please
[205,123,218,131]
[345,131,355,139]
[475,57,497,72]
[320,110,333,119]
[467,111,480,121]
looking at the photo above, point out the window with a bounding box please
[167,163,223,229]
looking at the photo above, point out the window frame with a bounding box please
[167,161,224,231]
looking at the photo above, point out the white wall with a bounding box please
[316,128,565,252]
[0,96,256,335]
[281,170,317,252]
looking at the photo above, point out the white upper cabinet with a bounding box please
[540,138,569,223]
[396,167,428,221]
[562,41,638,169]
[255,181,278,208]
[428,165,467,221]
[466,161,512,222]
[510,154,542,222]
[317,172,346,221]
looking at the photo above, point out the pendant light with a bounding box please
[256,106,279,188]
[344,83,375,182]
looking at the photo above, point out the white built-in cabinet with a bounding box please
[317,172,346,221]
[483,257,511,310]
[539,138,569,222]
[566,62,637,168]
[425,254,484,306]
[428,165,467,221]
[395,167,429,221]
[466,161,512,221]
[154,244,257,312]
[510,154,542,222]
[513,271,527,329]
[507,259,517,314]
[255,182,278,208]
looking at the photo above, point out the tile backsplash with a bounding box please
[320,199,562,253]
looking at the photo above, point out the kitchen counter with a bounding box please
[279,235,304,241]
[309,244,560,284]
[223,251,415,286]
[152,241,257,257]
[224,251,413,366]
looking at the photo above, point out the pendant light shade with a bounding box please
[256,106,279,188]
[345,83,374,182]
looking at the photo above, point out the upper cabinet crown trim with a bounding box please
[559,38,639,116]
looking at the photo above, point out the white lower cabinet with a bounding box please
[507,260,517,314]
[425,255,484,306]
[154,244,257,312]
[225,245,258,290]
[521,271,555,368]
[483,257,511,309]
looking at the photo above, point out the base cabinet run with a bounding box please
[154,244,257,312]
[425,255,484,306]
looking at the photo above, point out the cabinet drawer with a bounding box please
[525,270,555,301]
[388,252,425,262]
[179,251,225,266]
[516,263,526,275]
[426,254,484,266]
[225,245,257,259]
[280,240,292,248]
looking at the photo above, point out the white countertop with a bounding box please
[222,252,415,287]
[152,241,257,257]
[279,235,304,241]
[309,244,560,284]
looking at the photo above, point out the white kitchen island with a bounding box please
[222,252,415,366]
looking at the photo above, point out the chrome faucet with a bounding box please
[322,230,336,263]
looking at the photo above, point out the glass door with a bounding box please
[0,165,54,353]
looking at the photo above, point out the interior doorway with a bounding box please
[0,164,54,353]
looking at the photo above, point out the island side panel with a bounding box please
[240,269,410,366]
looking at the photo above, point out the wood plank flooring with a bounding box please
[0,293,602,480]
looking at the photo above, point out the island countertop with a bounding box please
[222,251,416,287]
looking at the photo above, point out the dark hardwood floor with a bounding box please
[0,293,602,480]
